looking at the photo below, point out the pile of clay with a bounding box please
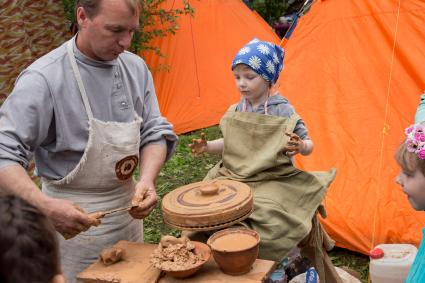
[150,236,204,271]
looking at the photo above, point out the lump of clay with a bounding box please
[99,247,125,266]
[159,235,192,248]
[88,211,103,227]
[150,235,202,271]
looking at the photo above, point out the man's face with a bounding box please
[77,0,139,61]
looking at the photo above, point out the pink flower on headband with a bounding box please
[415,132,425,142]
[405,126,414,134]
[406,139,418,153]
[405,123,425,159]
[418,148,425,159]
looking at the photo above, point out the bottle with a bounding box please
[369,244,417,283]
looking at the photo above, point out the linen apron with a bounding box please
[204,105,336,262]
[42,42,143,283]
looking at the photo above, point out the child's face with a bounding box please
[396,167,425,210]
[232,64,270,105]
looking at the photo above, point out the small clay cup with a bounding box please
[207,228,260,275]
[163,241,211,278]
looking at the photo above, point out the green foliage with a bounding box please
[246,0,306,24]
[143,126,222,243]
[60,0,194,54]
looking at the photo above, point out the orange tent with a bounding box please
[143,0,280,134]
[280,0,425,254]
[145,0,425,255]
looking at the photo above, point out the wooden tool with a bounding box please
[90,205,136,220]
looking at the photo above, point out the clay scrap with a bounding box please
[150,236,204,271]
[99,247,125,266]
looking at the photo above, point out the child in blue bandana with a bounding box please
[189,38,313,157]
[188,39,342,283]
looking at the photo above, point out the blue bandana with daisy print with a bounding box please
[231,38,284,83]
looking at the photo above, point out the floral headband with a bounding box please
[405,123,425,159]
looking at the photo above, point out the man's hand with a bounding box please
[283,132,305,157]
[188,132,208,156]
[129,180,158,219]
[43,197,93,239]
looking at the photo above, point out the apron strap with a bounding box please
[67,40,94,119]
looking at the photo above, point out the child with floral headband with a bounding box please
[395,98,425,282]
[187,38,341,282]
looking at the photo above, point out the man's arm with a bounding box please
[0,71,92,238]
[0,165,92,238]
[130,143,167,219]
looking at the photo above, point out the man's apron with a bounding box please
[41,41,143,283]
[204,105,336,262]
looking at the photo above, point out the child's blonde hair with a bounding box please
[396,142,425,176]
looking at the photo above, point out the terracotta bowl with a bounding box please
[207,228,260,275]
[162,241,211,278]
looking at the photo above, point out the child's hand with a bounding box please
[283,132,305,157]
[188,132,208,156]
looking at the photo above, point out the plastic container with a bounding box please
[369,244,417,283]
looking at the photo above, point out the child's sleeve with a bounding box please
[415,93,425,123]
[294,119,310,140]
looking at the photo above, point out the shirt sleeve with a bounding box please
[0,70,54,169]
[294,119,310,140]
[415,93,425,123]
[135,64,177,161]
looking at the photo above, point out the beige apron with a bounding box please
[205,105,336,262]
[42,41,143,283]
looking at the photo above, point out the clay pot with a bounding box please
[163,241,211,278]
[207,228,260,275]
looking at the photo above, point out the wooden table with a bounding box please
[77,241,275,283]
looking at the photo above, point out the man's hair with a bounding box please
[395,142,425,177]
[0,195,60,283]
[76,0,142,19]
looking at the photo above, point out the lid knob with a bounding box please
[200,183,219,196]
[369,248,384,259]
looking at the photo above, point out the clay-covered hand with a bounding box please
[43,198,94,240]
[283,132,305,157]
[129,180,158,219]
[188,132,208,156]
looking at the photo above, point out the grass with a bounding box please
[144,125,370,282]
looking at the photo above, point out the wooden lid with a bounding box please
[162,180,253,231]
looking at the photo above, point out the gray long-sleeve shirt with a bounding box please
[0,37,177,180]
[235,94,310,139]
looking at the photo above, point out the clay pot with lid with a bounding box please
[161,180,253,231]
[207,228,260,275]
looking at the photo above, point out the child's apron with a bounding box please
[41,41,143,283]
[205,105,336,262]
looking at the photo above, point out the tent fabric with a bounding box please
[142,0,280,134]
[280,0,425,254]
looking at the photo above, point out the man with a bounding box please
[0,0,177,282]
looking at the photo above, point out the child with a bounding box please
[395,123,425,282]
[190,38,313,158]
[189,38,341,283]
[0,194,65,283]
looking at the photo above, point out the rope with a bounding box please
[369,0,402,281]
[189,13,201,98]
